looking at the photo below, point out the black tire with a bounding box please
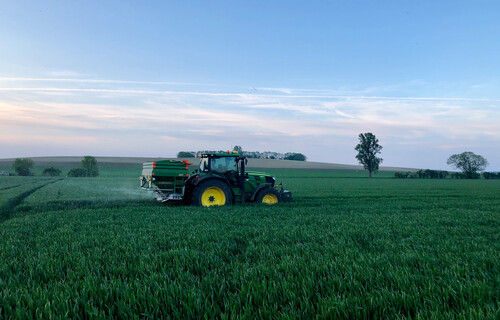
[191,179,233,207]
[255,187,282,205]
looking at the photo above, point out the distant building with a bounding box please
[0,171,10,176]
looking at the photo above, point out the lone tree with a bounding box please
[355,133,383,178]
[12,158,34,176]
[81,156,99,177]
[447,151,488,179]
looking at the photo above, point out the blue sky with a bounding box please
[1,1,499,169]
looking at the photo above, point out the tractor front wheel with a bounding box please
[255,187,282,205]
[191,180,233,207]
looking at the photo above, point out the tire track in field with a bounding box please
[0,184,21,191]
[0,179,62,223]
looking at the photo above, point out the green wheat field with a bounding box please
[0,164,499,319]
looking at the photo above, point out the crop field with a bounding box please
[0,166,499,319]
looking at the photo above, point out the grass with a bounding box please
[0,167,499,319]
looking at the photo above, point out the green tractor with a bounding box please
[140,152,291,206]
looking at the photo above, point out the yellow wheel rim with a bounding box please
[201,187,226,207]
[262,193,278,204]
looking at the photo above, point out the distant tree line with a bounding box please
[483,172,500,179]
[177,147,307,161]
[177,151,196,158]
[449,172,480,179]
[11,158,63,177]
[395,170,500,179]
[283,153,307,161]
[394,170,449,179]
[8,157,99,177]
[450,171,500,179]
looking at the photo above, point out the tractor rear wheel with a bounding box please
[191,180,233,207]
[255,187,282,205]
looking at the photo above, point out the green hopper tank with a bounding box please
[140,159,192,201]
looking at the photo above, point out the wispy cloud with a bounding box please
[0,77,233,87]
[1,85,499,103]
[45,71,85,77]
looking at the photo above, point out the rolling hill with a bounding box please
[0,156,417,172]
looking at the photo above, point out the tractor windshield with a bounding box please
[210,157,237,173]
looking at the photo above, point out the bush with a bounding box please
[450,172,480,179]
[438,171,449,179]
[394,172,409,179]
[284,153,307,161]
[42,167,62,176]
[67,168,88,177]
[483,172,500,179]
[396,170,448,179]
[12,158,34,176]
[464,172,481,179]
[450,173,461,179]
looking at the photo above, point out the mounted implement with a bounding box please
[140,152,292,206]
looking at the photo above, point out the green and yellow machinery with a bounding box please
[140,152,292,206]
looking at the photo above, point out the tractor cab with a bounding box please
[199,154,238,174]
[197,152,246,188]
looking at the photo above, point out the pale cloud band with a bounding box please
[1,77,499,169]
[1,85,500,103]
